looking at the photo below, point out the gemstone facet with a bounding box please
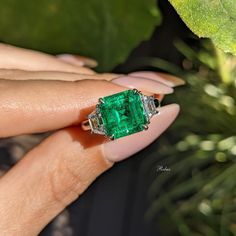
[88,89,159,140]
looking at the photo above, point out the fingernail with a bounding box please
[57,54,98,68]
[102,104,180,162]
[129,71,185,87]
[112,76,173,94]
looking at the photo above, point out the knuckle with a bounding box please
[47,156,83,207]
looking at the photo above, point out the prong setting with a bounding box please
[98,98,105,104]
[109,135,115,140]
[84,89,161,140]
[133,88,141,94]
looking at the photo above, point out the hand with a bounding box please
[0,43,181,235]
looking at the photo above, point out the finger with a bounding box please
[0,104,179,235]
[0,43,94,74]
[0,69,173,102]
[0,76,173,137]
[112,76,173,94]
[129,71,185,87]
[0,69,120,81]
[57,54,98,68]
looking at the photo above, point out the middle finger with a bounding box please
[0,76,172,138]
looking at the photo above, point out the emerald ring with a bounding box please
[81,89,160,140]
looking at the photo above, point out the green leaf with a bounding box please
[169,0,236,55]
[0,0,161,71]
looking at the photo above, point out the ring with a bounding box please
[81,89,160,140]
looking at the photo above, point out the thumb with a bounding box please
[0,103,179,235]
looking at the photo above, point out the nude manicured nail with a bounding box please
[112,76,173,94]
[102,104,180,162]
[129,71,185,87]
[57,54,98,68]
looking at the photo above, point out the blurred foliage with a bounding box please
[147,39,236,236]
[0,1,236,235]
[0,0,161,71]
[169,0,236,56]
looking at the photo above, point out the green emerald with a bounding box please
[98,90,148,139]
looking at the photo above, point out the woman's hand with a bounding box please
[0,43,181,235]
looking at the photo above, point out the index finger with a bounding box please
[0,75,173,137]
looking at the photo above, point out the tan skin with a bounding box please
[0,44,179,235]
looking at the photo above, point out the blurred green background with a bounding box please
[0,0,161,71]
[0,0,235,235]
[146,39,236,236]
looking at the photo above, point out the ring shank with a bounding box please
[81,120,91,131]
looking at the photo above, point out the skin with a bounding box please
[0,43,181,235]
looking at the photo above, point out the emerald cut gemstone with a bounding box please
[98,90,148,139]
[87,89,159,140]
